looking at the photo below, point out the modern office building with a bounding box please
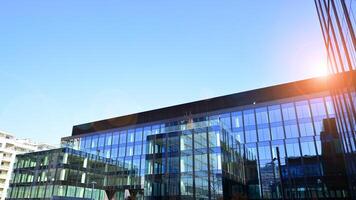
[6,71,356,200]
[0,131,54,200]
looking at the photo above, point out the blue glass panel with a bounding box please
[232,130,244,144]
[282,103,296,121]
[271,140,286,159]
[231,111,243,130]
[243,109,255,126]
[91,136,98,149]
[135,128,143,142]
[119,131,127,144]
[268,105,282,122]
[296,100,312,119]
[111,147,118,159]
[310,98,327,117]
[98,134,105,148]
[127,129,135,143]
[258,128,270,142]
[245,129,257,143]
[134,144,142,156]
[105,133,112,146]
[325,96,335,116]
[126,145,134,156]
[258,142,271,160]
[271,125,284,140]
[256,107,269,124]
[299,122,314,137]
[80,137,86,150]
[220,113,231,130]
[284,124,299,138]
[152,125,160,135]
[118,146,126,157]
[112,132,119,145]
[143,126,151,140]
[300,138,317,156]
[285,138,300,158]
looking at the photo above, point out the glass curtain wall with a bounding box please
[56,93,353,199]
[315,1,356,198]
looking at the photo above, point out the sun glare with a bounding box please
[312,59,329,77]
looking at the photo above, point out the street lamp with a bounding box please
[273,147,285,200]
[91,181,97,200]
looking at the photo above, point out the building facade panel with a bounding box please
[6,72,356,200]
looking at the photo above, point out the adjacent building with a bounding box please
[315,0,356,198]
[0,131,54,200]
[6,71,356,200]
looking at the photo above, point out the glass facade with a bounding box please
[8,91,348,199]
[7,79,356,199]
[315,1,356,198]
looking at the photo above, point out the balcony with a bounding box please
[0,165,10,171]
[0,174,8,180]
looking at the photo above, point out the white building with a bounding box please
[0,131,55,200]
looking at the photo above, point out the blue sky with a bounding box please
[0,1,326,145]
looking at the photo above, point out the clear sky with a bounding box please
[0,0,327,146]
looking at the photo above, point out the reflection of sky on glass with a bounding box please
[0,1,326,145]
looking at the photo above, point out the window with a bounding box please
[258,128,270,141]
[105,133,112,146]
[126,145,134,156]
[256,107,269,124]
[111,147,118,159]
[180,155,193,172]
[231,112,243,129]
[98,134,105,148]
[313,120,323,135]
[118,146,126,157]
[112,132,119,145]
[284,124,299,138]
[209,153,222,170]
[272,141,286,159]
[299,122,314,137]
[143,127,151,140]
[135,128,143,142]
[119,131,127,145]
[127,130,135,143]
[91,136,98,149]
[245,143,257,160]
[243,109,256,126]
[282,103,296,121]
[194,154,208,171]
[310,98,327,117]
[258,142,271,160]
[301,140,316,156]
[80,138,86,150]
[325,96,335,116]
[271,126,284,140]
[220,113,231,130]
[245,129,257,143]
[194,132,208,149]
[286,139,300,158]
[233,130,244,144]
[296,101,311,119]
[269,105,282,123]
[181,132,193,150]
[152,125,160,135]
[134,144,142,156]
[83,137,91,149]
[208,131,220,147]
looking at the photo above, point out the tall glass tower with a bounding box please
[315,0,356,198]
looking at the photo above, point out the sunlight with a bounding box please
[315,61,329,77]
[311,58,329,77]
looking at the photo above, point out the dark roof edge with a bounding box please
[71,71,356,136]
